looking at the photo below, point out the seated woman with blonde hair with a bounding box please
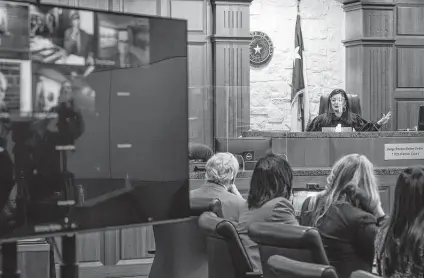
[190,152,245,222]
[300,154,386,278]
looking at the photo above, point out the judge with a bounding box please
[306,89,391,132]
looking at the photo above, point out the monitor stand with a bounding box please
[61,235,78,278]
[1,242,20,278]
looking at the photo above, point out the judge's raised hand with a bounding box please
[377,111,391,126]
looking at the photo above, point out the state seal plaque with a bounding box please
[250,31,274,68]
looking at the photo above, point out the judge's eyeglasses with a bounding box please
[330,96,345,104]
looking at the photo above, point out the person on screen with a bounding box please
[0,7,10,36]
[64,12,94,65]
[0,72,8,111]
[301,154,387,278]
[190,153,245,222]
[114,30,133,68]
[375,166,424,278]
[306,89,391,132]
[237,154,298,272]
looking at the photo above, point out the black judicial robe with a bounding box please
[306,112,380,132]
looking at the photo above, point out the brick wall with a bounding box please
[250,0,345,131]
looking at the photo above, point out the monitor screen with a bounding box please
[0,1,189,241]
[214,137,272,170]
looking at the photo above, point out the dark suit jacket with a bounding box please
[64,28,92,58]
[315,202,379,278]
[190,182,245,222]
[237,197,299,271]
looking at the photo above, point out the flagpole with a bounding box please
[297,0,305,131]
[303,50,309,128]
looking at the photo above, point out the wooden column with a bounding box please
[212,0,252,138]
[338,0,424,131]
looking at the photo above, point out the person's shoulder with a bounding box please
[335,202,375,223]
[311,113,326,121]
[260,197,295,214]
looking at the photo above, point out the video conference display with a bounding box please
[0,1,150,120]
[0,1,189,240]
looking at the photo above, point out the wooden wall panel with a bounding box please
[396,100,424,129]
[188,44,213,144]
[363,9,394,38]
[122,0,158,15]
[76,0,110,10]
[365,46,393,130]
[118,227,155,261]
[345,8,363,40]
[170,0,204,31]
[397,47,424,88]
[397,6,424,35]
[345,46,363,99]
[77,233,105,265]
[213,1,250,138]
[214,43,250,137]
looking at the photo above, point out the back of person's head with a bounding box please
[382,165,424,276]
[247,153,293,209]
[188,143,214,162]
[311,153,380,227]
[205,152,239,187]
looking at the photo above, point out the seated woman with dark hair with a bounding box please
[307,89,391,132]
[237,154,298,271]
[375,166,424,278]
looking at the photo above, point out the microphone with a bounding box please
[188,143,213,162]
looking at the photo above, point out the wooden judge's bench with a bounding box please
[190,131,424,214]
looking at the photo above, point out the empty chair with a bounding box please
[248,222,329,278]
[350,270,380,278]
[148,199,222,278]
[198,211,262,278]
[267,255,338,278]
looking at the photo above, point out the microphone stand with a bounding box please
[58,147,79,278]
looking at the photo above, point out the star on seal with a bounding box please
[250,31,274,68]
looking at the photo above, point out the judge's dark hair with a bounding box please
[325,88,353,125]
[381,165,424,276]
[247,153,293,209]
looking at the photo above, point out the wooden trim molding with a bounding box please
[212,36,252,42]
[336,0,394,5]
[211,0,254,4]
[343,38,396,46]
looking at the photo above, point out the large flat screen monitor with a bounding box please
[0,1,189,241]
